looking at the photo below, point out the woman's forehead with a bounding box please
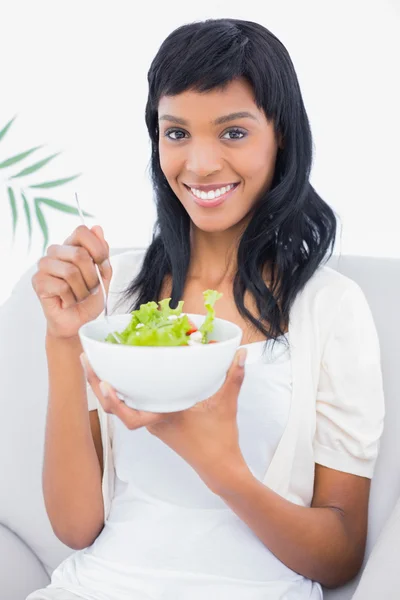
[158,79,263,124]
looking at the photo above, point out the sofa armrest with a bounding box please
[0,523,50,600]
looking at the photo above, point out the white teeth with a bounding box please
[189,183,235,200]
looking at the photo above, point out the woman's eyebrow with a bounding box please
[158,111,259,126]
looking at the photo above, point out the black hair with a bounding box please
[122,18,338,343]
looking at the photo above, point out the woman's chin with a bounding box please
[190,218,243,234]
[188,207,253,234]
[189,213,225,229]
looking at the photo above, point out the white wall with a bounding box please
[1,0,399,306]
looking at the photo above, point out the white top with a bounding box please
[50,334,322,598]
[48,248,384,599]
[92,249,384,513]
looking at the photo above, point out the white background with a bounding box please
[0,0,399,306]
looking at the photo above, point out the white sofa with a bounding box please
[0,251,399,600]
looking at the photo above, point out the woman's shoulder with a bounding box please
[302,259,379,348]
[292,259,374,340]
[301,259,366,307]
[287,260,379,366]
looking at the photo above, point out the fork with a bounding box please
[74,192,120,343]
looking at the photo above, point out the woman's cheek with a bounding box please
[159,148,183,184]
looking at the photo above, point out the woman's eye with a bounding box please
[165,129,188,140]
[164,128,247,141]
[222,128,247,140]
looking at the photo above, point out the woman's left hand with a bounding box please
[82,348,250,494]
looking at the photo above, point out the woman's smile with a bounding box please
[183,182,240,208]
[158,78,279,233]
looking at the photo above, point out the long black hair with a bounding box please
[123,18,338,342]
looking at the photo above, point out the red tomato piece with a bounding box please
[186,319,198,335]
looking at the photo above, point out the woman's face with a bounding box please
[158,77,280,234]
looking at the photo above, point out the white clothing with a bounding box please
[48,337,324,599]
[33,249,384,600]
[92,250,385,515]
[27,591,86,600]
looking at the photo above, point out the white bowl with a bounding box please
[79,313,243,412]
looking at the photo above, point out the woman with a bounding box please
[28,18,384,600]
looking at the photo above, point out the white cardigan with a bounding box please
[87,249,385,519]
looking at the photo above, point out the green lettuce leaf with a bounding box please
[199,289,223,343]
[105,299,189,346]
[105,291,222,346]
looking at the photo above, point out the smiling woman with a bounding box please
[158,85,280,231]
[29,17,384,600]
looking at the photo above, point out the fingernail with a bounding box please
[237,348,247,368]
[99,381,110,398]
[101,258,110,270]
[79,353,87,377]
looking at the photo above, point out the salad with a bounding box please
[105,290,222,347]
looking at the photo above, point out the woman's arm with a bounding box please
[212,462,370,588]
[31,225,112,550]
[43,335,105,549]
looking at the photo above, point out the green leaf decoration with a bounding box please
[21,192,32,249]
[1,116,89,252]
[29,173,81,189]
[0,146,43,169]
[35,197,93,218]
[7,187,18,240]
[0,116,17,143]
[10,152,60,178]
[34,198,49,254]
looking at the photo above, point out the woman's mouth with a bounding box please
[184,182,240,208]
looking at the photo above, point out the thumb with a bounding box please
[221,348,247,396]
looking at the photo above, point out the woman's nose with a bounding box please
[185,142,223,177]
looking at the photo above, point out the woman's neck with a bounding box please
[187,225,243,287]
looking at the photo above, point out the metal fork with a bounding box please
[74,192,120,343]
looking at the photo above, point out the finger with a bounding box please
[89,226,112,282]
[47,244,101,291]
[91,225,104,240]
[219,348,247,396]
[65,225,110,271]
[81,353,100,386]
[80,352,110,408]
[38,256,91,302]
[81,354,118,415]
[32,272,77,309]
[98,381,165,430]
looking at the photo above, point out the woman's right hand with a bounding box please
[32,225,112,340]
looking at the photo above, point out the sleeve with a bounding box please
[314,281,385,478]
